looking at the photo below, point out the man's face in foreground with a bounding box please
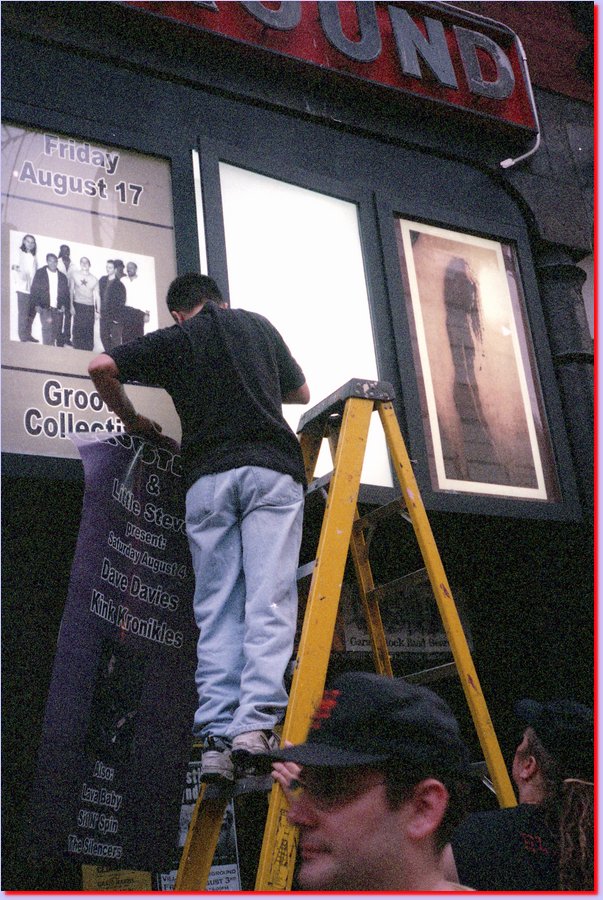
[286,764,408,891]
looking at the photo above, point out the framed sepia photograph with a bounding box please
[396,219,559,501]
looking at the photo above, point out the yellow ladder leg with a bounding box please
[298,428,324,485]
[174,785,229,891]
[255,397,374,890]
[378,401,516,808]
[326,419,393,677]
[348,510,394,677]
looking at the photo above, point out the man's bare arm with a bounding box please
[282,381,310,405]
[88,353,162,437]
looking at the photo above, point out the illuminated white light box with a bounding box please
[191,149,208,275]
[219,163,392,488]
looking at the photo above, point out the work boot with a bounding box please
[200,735,234,783]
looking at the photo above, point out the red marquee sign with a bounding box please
[125,0,538,134]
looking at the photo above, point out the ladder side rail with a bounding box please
[378,401,517,809]
[174,786,229,891]
[298,429,323,486]
[349,517,395,677]
[325,420,393,677]
[255,397,375,891]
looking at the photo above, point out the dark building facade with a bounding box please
[1,1,593,890]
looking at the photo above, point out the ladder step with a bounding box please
[403,662,457,685]
[353,498,411,531]
[296,560,315,581]
[202,774,274,800]
[306,472,332,497]
[365,567,428,605]
[470,761,496,794]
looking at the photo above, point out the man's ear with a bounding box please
[171,310,185,324]
[516,753,538,782]
[404,779,449,841]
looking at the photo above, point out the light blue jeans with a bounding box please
[186,466,304,743]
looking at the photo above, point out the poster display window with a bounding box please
[218,161,393,489]
[154,755,241,891]
[1,122,181,459]
[395,218,560,501]
[339,573,473,657]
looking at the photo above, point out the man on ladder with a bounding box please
[88,273,310,783]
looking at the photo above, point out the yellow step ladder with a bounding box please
[176,379,516,892]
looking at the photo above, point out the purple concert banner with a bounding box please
[29,431,198,871]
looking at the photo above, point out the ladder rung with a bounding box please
[365,568,428,605]
[202,774,274,800]
[403,662,457,685]
[470,761,496,794]
[353,498,411,531]
[306,472,332,497]
[297,560,315,581]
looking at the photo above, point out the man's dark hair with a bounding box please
[167,273,223,314]
[523,727,593,890]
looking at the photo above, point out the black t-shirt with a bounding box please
[451,804,558,891]
[109,303,307,490]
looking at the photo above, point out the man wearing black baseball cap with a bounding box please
[444,696,594,891]
[269,671,473,891]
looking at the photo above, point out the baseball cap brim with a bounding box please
[270,743,391,767]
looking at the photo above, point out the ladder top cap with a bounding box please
[297,379,395,433]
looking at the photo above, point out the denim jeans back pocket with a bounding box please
[186,473,217,523]
[248,467,302,507]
